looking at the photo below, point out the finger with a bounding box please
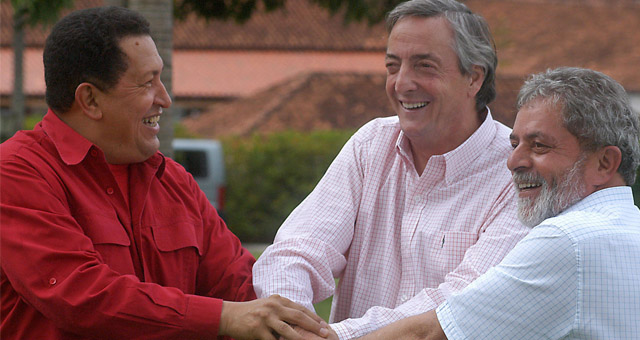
[255,327,278,340]
[269,320,303,340]
[280,308,329,338]
[273,295,325,324]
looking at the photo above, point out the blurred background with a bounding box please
[2,0,639,244]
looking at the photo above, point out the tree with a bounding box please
[4,0,401,145]
[3,0,73,141]
[174,0,403,24]
[127,0,175,158]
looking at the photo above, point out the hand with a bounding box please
[219,294,330,340]
[281,325,339,340]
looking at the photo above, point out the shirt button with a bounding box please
[401,294,409,302]
[106,187,115,195]
[90,150,98,157]
[49,278,57,285]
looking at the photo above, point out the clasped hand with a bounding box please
[219,294,334,340]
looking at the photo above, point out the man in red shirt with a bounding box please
[0,6,328,340]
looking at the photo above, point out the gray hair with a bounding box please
[517,67,640,185]
[386,0,497,112]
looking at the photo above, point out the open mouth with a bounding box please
[142,115,160,127]
[517,182,542,191]
[401,101,428,110]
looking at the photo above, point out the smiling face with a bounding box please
[385,16,482,153]
[94,35,171,164]
[508,99,590,226]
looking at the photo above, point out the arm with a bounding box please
[182,167,330,339]
[434,224,577,339]
[331,185,529,338]
[0,159,326,340]
[0,160,219,339]
[219,295,330,340]
[253,133,365,310]
[358,310,445,340]
[360,224,576,340]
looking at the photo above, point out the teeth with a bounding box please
[143,115,160,126]
[518,183,541,189]
[401,101,428,109]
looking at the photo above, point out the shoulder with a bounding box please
[349,116,401,148]
[0,129,47,164]
[487,119,514,155]
[161,157,195,183]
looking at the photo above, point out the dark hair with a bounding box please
[44,6,150,113]
[386,0,497,112]
[518,67,640,185]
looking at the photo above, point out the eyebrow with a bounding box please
[385,53,441,64]
[510,131,558,144]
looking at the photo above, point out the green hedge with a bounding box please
[222,129,355,243]
[634,168,640,204]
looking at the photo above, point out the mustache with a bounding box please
[512,170,546,187]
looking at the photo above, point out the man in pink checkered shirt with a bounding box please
[253,1,529,339]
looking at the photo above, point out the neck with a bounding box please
[409,109,485,174]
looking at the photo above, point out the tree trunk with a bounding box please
[6,12,26,140]
[128,0,174,158]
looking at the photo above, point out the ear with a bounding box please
[467,65,485,98]
[75,83,103,121]
[586,146,623,187]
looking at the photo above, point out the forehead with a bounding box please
[512,99,576,142]
[387,16,455,54]
[117,35,162,75]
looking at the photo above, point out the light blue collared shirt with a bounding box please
[437,186,640,339]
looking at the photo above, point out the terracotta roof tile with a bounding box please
[1,0,387,51]
[181,72,394,138]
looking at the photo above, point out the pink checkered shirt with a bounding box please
[253,111,529,339]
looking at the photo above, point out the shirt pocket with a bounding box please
[148,222,202,292]
[438,231,478,273]
[80,214,134,275]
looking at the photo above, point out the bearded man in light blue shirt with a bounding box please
[360,67,640,339]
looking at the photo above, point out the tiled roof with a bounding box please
[172,2,387,51]
[2,0,639,136]
[0,49,385,97]
[2,0,638,91]
[1,0,387,51]
[181,72,521,138]
[466,0,640,91]
[181,72,394,138]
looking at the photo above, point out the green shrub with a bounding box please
[222,129,354,243]
[633,168,640,207]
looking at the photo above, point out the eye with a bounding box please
[385,62,399,74]
[510,141,518,149]
[532,142,550,152]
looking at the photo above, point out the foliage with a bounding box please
[175,0,404,24]
[173,122,201,139]
[633,168,640,208]
[222,129,354,243]
[250,246,334,321]
[9,0,74,28]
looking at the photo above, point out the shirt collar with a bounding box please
[395,108,498,184]
[562,186,634,215]
[41,109,94,166]
[442,108,497,184]
[41,109,166,177]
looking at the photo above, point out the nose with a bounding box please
[156,80,172,109]
[394,64,418,94]
[507,144,531,173]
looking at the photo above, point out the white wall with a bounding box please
[631,92,640,114]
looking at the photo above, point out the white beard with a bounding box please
[514,157,588,227]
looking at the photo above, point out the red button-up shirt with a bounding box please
[1,110,256,339]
